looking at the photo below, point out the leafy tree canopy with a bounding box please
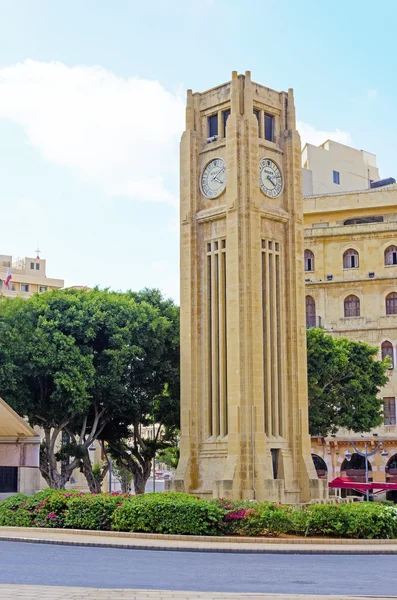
[0,288,179,491]
[307,328,389,436]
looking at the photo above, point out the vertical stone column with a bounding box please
[175,90,200,493]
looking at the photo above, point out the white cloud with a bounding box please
[0,60,185,204]
[297,121,352,148]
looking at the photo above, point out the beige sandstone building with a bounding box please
[0,397,40,498]
[303,146,397,498]
[302,139,380,196]
[0,253,64,297]
[174,71,325,504]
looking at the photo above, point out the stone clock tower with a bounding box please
[174,71,325,503]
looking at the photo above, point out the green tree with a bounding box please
[0,289,126,488]
[307,328,389,436]
[105,289,180,494]
[0,288,179,492]
[158,445,180,469]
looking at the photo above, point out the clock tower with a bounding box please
[174,71,326,503]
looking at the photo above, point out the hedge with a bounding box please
[1,490,397,538]
[113,493,224,535]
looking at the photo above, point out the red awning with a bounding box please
[329,476,397,492]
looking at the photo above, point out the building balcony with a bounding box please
[305,272,397,286]
[324,315,397,332]
[306,316,323,329]
[304,219,397,239]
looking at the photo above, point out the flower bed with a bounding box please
[1,490,397,538]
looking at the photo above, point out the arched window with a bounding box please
[344,295,360,317]
[304,250,315,272]
[381,341,394,366]
[384,398,396,425]
[343,248,359,269]
[386,292,397,315]
[385,454,397,501]
[311,454,328,480]
[385,245,397,266]
[341,453,372,482]
[306,295,316,328]
[386,453,397,480]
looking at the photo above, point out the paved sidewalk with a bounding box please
[1,527,397,554]
[0,586,394,599]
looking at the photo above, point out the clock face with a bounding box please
[259,158,283,198]
[200,158,226,199]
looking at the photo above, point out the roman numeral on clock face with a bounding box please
[200,158,227,199]
[259,158,283,198]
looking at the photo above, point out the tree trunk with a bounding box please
[132,459,152,495]
[108,441,153,495]
[133,471,147,495]
[80,451,109,494]
[39,427,81,489]
[39,443,68,489]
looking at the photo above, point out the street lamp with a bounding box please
[344,440,388,501]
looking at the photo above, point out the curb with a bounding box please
[2,526,397,544]
[1,529,397,554]
[2,535,397,554]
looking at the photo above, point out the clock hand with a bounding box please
[267,175,276,187]
[211,166,225,181]
[213,177,223,184]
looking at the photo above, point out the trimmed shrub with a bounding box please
[234,503,292,537]
[302,504,347,537]
[1,490,397,539]
[0,493,31,527]
[64,493,128,531]
[211,498,257,535]
[287,507,310,536]
[32,490,79,528]
[112,492,224,535]
[303,502,397,539]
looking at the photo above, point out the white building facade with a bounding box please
[302,139,380,196]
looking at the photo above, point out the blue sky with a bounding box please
[0,0,396,301]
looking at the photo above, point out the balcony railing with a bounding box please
[306,316,323,329]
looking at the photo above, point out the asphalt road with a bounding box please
[0,541,395,596]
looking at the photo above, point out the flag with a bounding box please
[5,268,12,290]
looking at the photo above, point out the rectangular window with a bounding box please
[384,397,396,425]
[0,466,18,493]
[35,263,40,270]
[264,113,274,142]
[253,109,261,136]
[30,262,34,269]
[39,286,47,293]
[271,449,279,479]
[21,284,29,292]
[333,170,340,185]
[208,114,218,138]
[222,109,230,137]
